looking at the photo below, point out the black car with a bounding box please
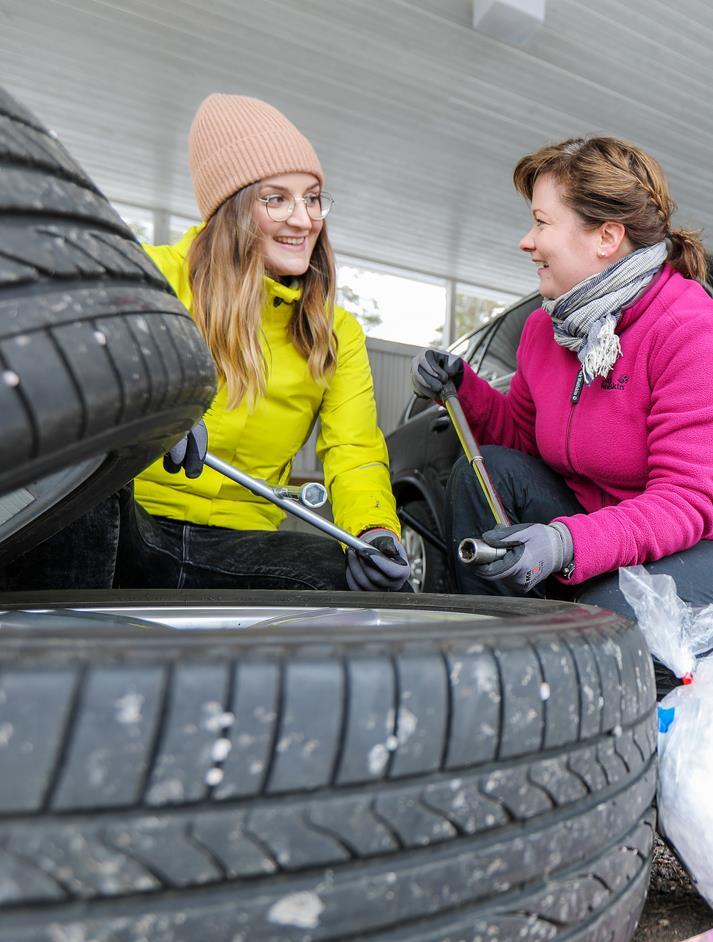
[386,291,542,592]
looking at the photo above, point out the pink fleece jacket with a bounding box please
[458,264,713,583]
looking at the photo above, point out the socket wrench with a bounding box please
[203,452,378,557]
[440,381,508,565]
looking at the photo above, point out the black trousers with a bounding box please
[446,446,713,696]
[116,489,350,591]
[0,484,349,592]
[0,483,417,592]
[0,489,121,591]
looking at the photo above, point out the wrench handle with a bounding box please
[442,382,511,527]
[203,452,377,556]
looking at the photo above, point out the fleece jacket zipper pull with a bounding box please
[571,367,584,404]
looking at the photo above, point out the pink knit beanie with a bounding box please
[188,94,324,220]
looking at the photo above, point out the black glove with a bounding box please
[411,348,465,400]
[478,522,574,594]
[163,418,208,479]
[345,529,411,591]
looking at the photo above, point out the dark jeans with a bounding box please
[0,490,121,591]
[115,489,349,590]
[446,446,713,696]
[1,484,358,592]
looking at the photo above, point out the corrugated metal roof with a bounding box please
[2,0,712,294]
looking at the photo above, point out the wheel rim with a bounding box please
[9,604,494,631]
[401,524,426,592]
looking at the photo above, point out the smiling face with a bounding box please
[519,174,632,299]
[251,172,323,279]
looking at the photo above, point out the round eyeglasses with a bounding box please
[256,191,334,222]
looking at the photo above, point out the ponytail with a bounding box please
[667,227,709,282]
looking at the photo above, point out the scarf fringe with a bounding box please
[583,317,622,382]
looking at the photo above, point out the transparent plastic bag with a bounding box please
[619,566,713,678]
[619,565,713,907]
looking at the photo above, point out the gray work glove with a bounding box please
[346,528,411,591]
[411,348,465,400]
[478,522,574,594]
[163,418,208,479]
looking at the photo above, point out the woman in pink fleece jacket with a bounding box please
[412,136,713,638]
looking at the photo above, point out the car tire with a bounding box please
[0,590,657,942]
[0,86,216,564]
[400,498,452,593]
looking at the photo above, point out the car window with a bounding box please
[401,326,485,421]
[404,393,432,420]
[401,292,540,421]
[468,292,540,384]
[448,330,478,358]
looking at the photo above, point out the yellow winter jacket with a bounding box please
[135,227,400,537]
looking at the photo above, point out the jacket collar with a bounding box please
[265,276,301,307]
[617,263,674,333]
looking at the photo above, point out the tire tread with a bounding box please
[0,89,216,536]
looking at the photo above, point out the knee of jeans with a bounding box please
[446,455,472,497]
[447,449,507,511]
[478,444,522,475]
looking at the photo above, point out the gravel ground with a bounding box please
[633,836,712,941]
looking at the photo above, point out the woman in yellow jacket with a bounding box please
[119,94,409,592]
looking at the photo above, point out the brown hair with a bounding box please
[187,183,337,409]
[513,136,708,281]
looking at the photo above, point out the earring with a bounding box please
[598,250,606,257]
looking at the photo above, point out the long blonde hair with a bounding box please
[187,183,337,408]
[513,136,708,282]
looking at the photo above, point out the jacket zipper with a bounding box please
[564,367,583,474]
[559,367,584,581]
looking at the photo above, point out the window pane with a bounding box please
[170,214,200,243]
[452,284,520,341]
[112,202,154,242]
[405,395,433,420]
[449,327,481,357]
[337,262,447,346]
[470,293,541,386]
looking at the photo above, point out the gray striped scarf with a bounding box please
[541,241,668,383]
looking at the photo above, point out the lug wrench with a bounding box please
[272,482,327,508]
[441,381,509,566]
[203,452,379,557]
